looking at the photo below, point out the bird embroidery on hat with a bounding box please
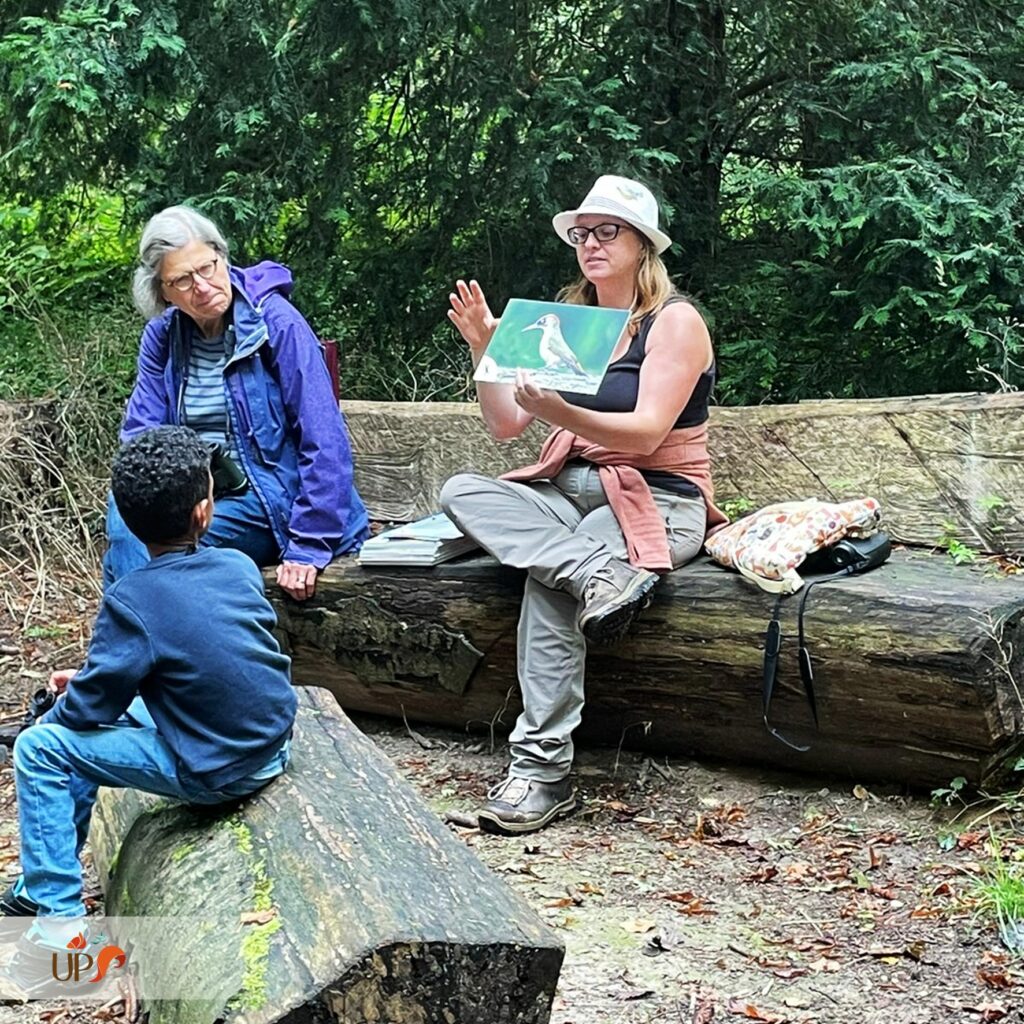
[522,314,586,375]
[616,182,644,201]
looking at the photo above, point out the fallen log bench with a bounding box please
[89,686,564,1024]
[270,551,1024,790]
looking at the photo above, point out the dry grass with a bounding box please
[0,302,135,619]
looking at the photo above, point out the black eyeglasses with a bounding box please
[566,223,626,245]
[163,257,220,293]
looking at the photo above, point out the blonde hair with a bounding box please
[555,242,678,334]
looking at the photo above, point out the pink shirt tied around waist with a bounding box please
[501,424,729,572]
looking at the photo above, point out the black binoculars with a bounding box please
[206,442,249,498]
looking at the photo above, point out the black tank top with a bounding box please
[558,299,714,498]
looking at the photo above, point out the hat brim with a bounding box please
[552,206,672,255]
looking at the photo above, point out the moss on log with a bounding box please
[89,687,564,1024]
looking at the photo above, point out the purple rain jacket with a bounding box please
[120,261,369,568]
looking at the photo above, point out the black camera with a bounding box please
[825,533,891,572]
[0,687,57,750]
[206,442,249,498]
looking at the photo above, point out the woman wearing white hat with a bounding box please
[441,174,726,834]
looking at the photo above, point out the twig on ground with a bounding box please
[613,720,652,775]
[488,687,514,755]
[400,705,439,750]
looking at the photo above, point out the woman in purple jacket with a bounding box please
[106,205,369,600]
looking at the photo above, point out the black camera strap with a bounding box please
[761,563,864,752]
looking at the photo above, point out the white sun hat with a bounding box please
[552,174,672,254]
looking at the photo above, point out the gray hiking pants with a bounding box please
[439,463,706,781]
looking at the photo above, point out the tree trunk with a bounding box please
[271,552,1024,789]
[89,687,564,1024]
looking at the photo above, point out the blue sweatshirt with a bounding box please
[44,547,296,789]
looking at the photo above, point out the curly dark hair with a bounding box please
[111,427,211,544]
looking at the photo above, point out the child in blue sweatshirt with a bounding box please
[3,426,297,920]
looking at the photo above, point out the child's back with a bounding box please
[49,546,296,789]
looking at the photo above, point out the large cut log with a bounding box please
[271,552,1024,789]
[5,392,1024,553]
[89,686,563,1024]
[343,393,1024,553]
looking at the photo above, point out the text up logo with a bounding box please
[51,931,127,985]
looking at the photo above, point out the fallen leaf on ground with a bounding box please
[544,897,576,909]
[664,890,716,915]
[770,966,808,980]
[866,941,927,962]
[605,799,641,815]
[621,917,657,933]
[952,1002,1008,1022]
[808,956,841,973]
[976,968,1014,989]
[726,997,783,1021]
[744,866,778,883]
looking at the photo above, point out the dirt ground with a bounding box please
[1,566,1022,1024]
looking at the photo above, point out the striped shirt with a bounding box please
[182,332,231,448]
[182,330,246,477]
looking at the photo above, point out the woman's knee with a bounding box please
[439,473,487,518]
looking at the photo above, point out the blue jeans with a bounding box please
[11,697,290,917]
[102,488,280,587]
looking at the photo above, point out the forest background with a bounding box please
[3,0,1024,424]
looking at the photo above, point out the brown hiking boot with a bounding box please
[577,560,658,644]
[477,776,577,835]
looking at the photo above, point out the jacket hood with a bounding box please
[228,262,295,358]
[234,261,294,304]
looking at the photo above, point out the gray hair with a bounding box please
[132,205,230,319]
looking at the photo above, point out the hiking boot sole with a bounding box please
[478,793,578,835]
[578,572,657,645]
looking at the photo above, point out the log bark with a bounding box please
[89,687,563,1024]
[271,552,1024,789]
[342,393,1024,553]
[5,391,1024,553]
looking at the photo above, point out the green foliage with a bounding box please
[720,497,756,520]
[931,775,968,808]
[3,1,1024,403]
[970,834,1024,953]
[938,522,979,565]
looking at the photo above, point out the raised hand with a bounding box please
[447,279,498,357]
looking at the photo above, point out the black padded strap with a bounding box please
[762,595,810,752]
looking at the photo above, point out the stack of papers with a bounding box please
[358,512,479,567]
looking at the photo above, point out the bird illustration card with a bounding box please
[473,299,631,395]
